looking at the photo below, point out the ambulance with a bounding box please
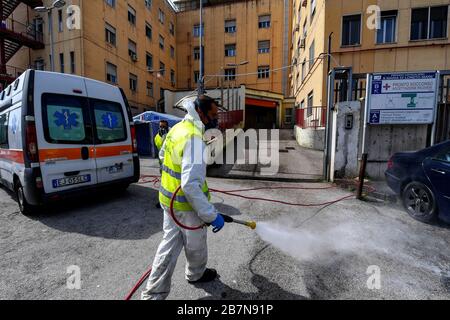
[0,70,140,214]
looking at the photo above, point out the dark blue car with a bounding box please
[385,140,450,224]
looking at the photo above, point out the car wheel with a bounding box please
[402,181,437,223]
[15,181,37,215]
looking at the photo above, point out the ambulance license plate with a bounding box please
[52,175,91,188]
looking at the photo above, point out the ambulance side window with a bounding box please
[91,99,127,144]
[0,113,9,149]
[42,93,92,144]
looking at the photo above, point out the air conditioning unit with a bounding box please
[302,0,308,7]
[131,53,138,62]
[294,24,300,32]
[300,38,306,49]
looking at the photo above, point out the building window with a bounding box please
[129,73,138,92]
[146,81,153,97]
[258,15,271,28]
[128,40,137,60]
[310,0,316,19]
[159,35,165,50]
[225,44,236,57]
[301,59,306,81]
[58,10,63,32]
[105,23,116,46]
[411,6,448,40]
[225,68,236,81]
[258,66,270,79]
[309,40,315,69]
[258,40,270,54]
[35,59,45,70]
[342,14,361,46]
[170,22,175,36]
[106,62,117,84]
[145,22,152,40]
[159,9,165,24]
[194,47,200,60]
[307,91,313,117]
[160,88,164,99]
[285,108,293,124]
[128,5,136,25]
[105,0,115,8]
[170,46,175,58]
[170,70,175,86]
[303,18,308,39]
[145,0,152,10]
[159,62,165,76]
[70,51,75,74]
[59,53,64,73]
[225,20,236,33]
[146,52,153,70]
[377,10,397,44]
[194,71,200,83]
[193,24,204,37]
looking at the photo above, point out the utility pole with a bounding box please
[198,0,204,95]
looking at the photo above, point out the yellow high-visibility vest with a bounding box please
[159,120,210,211]
[154,133,164,151]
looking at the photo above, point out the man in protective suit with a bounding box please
[142,95,225,300]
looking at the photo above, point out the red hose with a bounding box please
[125,176,373,300]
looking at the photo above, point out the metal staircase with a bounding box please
[0,0,44,87]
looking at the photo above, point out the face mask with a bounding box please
[204,117,218,131]
[159,127,168,136]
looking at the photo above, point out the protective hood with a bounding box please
[182,100,205,133]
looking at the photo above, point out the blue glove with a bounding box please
[211,214,225,233]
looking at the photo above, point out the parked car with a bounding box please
[0,70,140,214]
[385,140,450,223]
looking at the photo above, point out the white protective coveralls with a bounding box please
[141,101,219,300]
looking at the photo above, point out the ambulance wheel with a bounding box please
[15,181,36,215]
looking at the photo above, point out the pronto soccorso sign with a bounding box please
[367,72,438,125]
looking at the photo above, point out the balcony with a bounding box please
[0,18,44,49]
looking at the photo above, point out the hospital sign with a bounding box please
[367,72,438,125]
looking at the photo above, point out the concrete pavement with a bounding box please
[1,158,449,300]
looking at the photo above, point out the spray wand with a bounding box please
[221,214,257,230]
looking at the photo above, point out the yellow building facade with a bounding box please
[291,0,450,108]
[175,0,292,96]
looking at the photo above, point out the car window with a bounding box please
[0,112,9,149]
[91,99,127,144]
[435,148,450,163]
[42,94,92,144]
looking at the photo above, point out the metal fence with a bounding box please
[295,106,327,129]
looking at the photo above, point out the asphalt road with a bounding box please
[1,159,450,300]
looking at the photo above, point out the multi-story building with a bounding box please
[174,0,291,96]
[3,0,178,114]
[291,0,450,141]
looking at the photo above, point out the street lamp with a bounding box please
[34,0,66,72]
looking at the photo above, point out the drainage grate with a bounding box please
[286,147,295,150]
[279,149,289,153]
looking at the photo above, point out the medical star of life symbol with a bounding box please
[383,83,391,91]
[54,109,79,130]
[101,112,119,129]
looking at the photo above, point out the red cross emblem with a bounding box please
[383,83,391,91]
